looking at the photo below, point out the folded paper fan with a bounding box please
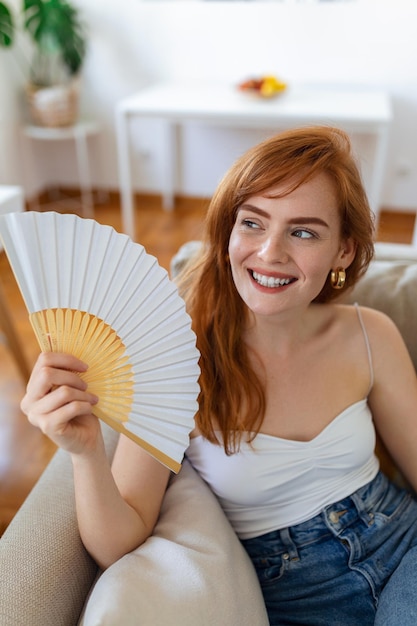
[0,211,201,473]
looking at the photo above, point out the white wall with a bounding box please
[1,0,417,210]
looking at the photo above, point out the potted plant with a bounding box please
[0,0,87,126]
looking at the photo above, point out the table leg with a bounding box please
[411,218,417,247]
[369,124,390,226]
[116,109,135,240]
[74,126,94,219]
[22,133,40,212]
[160,120,176,211]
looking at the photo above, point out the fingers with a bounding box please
[25,352,89,402]
[28,383,98,424]
[27,386,98,439]
[21,352,98,423]
[20,352,101,453]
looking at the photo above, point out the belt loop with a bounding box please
[279,527,300,561]
[350,481,377,526]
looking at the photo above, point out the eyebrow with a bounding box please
[238,204,330,229]
[288,217,330,229]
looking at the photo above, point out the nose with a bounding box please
[258,232,290,264]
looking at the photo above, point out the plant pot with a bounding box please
[26,80,80,128]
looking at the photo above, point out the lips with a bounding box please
[251,270,296,288]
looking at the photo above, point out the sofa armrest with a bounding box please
[0,425,119,626]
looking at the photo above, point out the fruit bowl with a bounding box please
[237,75,287,99]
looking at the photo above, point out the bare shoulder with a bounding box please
[332,304,413,391]
[347,305,412,375]
[333,303,401,338]
[324,304,406,360]
[351,304,403,342]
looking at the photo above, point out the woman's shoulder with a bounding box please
[313,302,400,341]
[330,303,405,349]
[325,301,387,323]
[335,303,398,330]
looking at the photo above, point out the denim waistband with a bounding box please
[241,471,396,556]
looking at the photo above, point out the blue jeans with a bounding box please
[241,472,417,625]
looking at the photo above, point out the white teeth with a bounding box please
[252,271,292,288]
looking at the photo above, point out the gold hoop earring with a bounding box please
[330,267,346,290]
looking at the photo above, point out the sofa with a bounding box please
[1,241,417,626]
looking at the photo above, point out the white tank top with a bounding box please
[186,306,380,540]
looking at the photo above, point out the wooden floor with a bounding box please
[0,192,415,535]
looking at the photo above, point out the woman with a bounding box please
[22,127,417,625]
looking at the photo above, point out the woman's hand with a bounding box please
[21,352,100,455]
[22,353,172,568]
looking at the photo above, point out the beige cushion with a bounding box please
[170,240,202,278]
[345,260,417,371]
[79,460,268,626]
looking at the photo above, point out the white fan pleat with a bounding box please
[133,360,200,383]
[122,301,187,350]
[82,226,131,314]
[66,214,97,309]
[60,214,84,307]
[102,252,158,326]
[115,274,179,340]
[128,415,192,445]
[134,379,199,394]
[129,324,195,363]
[134,394,200,413]
[35,212,60,308]
[131,408,199,435]
[0,211,48,312]
[95,244,147,321]
[0,211,201,473]
[126,429,188,463]
[132,343,199,370]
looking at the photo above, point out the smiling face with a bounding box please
[228,172,356,319]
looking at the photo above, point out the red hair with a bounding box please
[177,126,375,453]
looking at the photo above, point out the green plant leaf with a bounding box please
[23,0,86,82]
[0,2,14,48]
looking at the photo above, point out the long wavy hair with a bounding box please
[177,126,375,453]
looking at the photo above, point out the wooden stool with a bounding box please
[22,121,101,218]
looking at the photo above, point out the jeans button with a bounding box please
[282,552,290,560]
[329,511,339,524]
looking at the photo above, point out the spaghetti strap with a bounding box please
[354,303,374,394]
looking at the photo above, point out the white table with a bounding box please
[0,186,24,251]
[116,83,392,240]
[0,185,30,381]
[22,121,100,219]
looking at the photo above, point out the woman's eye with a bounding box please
[292,229,316,239]
[242,218,261,230]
